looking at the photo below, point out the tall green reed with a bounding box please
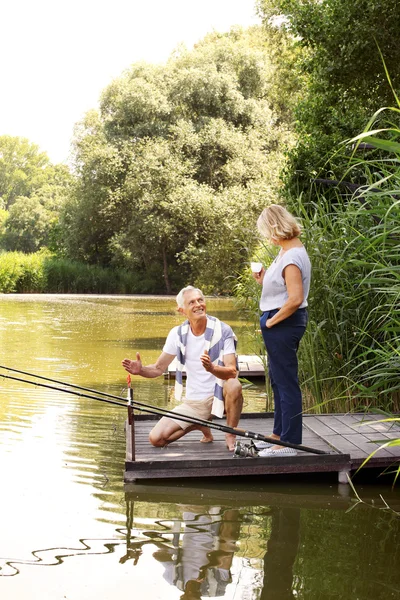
[296,104,400,411]
[0,250,47,292]
[0,250,144,294]
[294,190,399,412]
[234,107,400,413]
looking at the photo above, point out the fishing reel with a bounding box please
[233,439,259,458]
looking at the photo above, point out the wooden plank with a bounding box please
[361,433,400,459]
[317,415,358,435]
[125,453,350,480]
[127,407,135,461]
[129,427,334,463]
[125,420,132,461]
[341,434,400,459]
[320,432,400,465]
[315,433,367,460]
[346,414,400,434]
[134,439,330,458]
[131,415,333,450]
[126,453,336,471]
[343,414,384,433]
[238,354,265,363]
[303,416,339,437]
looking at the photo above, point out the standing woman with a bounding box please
[253,204,311,457]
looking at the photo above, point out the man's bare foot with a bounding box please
[200,434,214,443]
[225,433,236,451]
[199,426,213,443]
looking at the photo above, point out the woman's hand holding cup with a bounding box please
[251,262,264,283]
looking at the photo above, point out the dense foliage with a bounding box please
[236,106,400,411]
[0,250,143,294]
[256,0,400,195]
[59,27,294,293]
[0,136,73,253]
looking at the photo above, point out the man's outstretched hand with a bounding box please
[122,353,142,375]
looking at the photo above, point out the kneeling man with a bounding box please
[122,286,243,451]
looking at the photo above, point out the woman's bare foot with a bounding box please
[225,433,236,451]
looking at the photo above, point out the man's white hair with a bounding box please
[176,285,204,308]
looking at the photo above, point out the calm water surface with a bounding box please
[0,294,399,600]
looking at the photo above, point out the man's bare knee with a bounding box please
[224,378,243,399]
[149,431,165,447]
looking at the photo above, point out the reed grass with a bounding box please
[234,106,400,414]
[294,190,399,413]
[0,250,47,292]
[0,251,143,294]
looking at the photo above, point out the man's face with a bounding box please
[179,289,207,322]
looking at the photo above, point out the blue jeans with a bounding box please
[260,308,307,444]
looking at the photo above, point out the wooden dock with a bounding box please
[164,355,266,379]
[125,412,400,484]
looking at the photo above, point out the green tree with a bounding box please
[63,27,295,293]
[0,136,52,208]
[256,0,400,193]
[1,162,74,253]
[0,206,7,239]
[2,197,51,252]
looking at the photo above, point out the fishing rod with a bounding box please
[0,364,138,404]
[0,367,329,455]
[0,370,254,442]
[0,365,220,429]
[0,364,237,430]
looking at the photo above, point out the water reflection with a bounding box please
[1,476,400,600]
[123,481,400,600]
[124,500,248,598]
[0,536,125,577]
[260,507,300,600]
[121,337,172,350]
[122,489,305,600]
[152,506,240,598]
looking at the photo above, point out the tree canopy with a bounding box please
[61,27,295,293]
[256,0,400,193]
[0,136,73,252]
[0,136,53,208]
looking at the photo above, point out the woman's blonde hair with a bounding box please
[257,204,301,241]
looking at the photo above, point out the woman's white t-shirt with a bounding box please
[260,246,311,312]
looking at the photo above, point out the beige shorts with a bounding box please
[170,395,214,430]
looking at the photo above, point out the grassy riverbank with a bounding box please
[0,250,147,294]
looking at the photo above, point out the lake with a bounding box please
[0,294,399,600]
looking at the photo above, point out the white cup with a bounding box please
[250,262,263,273]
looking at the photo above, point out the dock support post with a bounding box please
[338,469,350,484]
[127,406,135,461]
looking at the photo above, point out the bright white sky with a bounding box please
[1,0,260,165]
